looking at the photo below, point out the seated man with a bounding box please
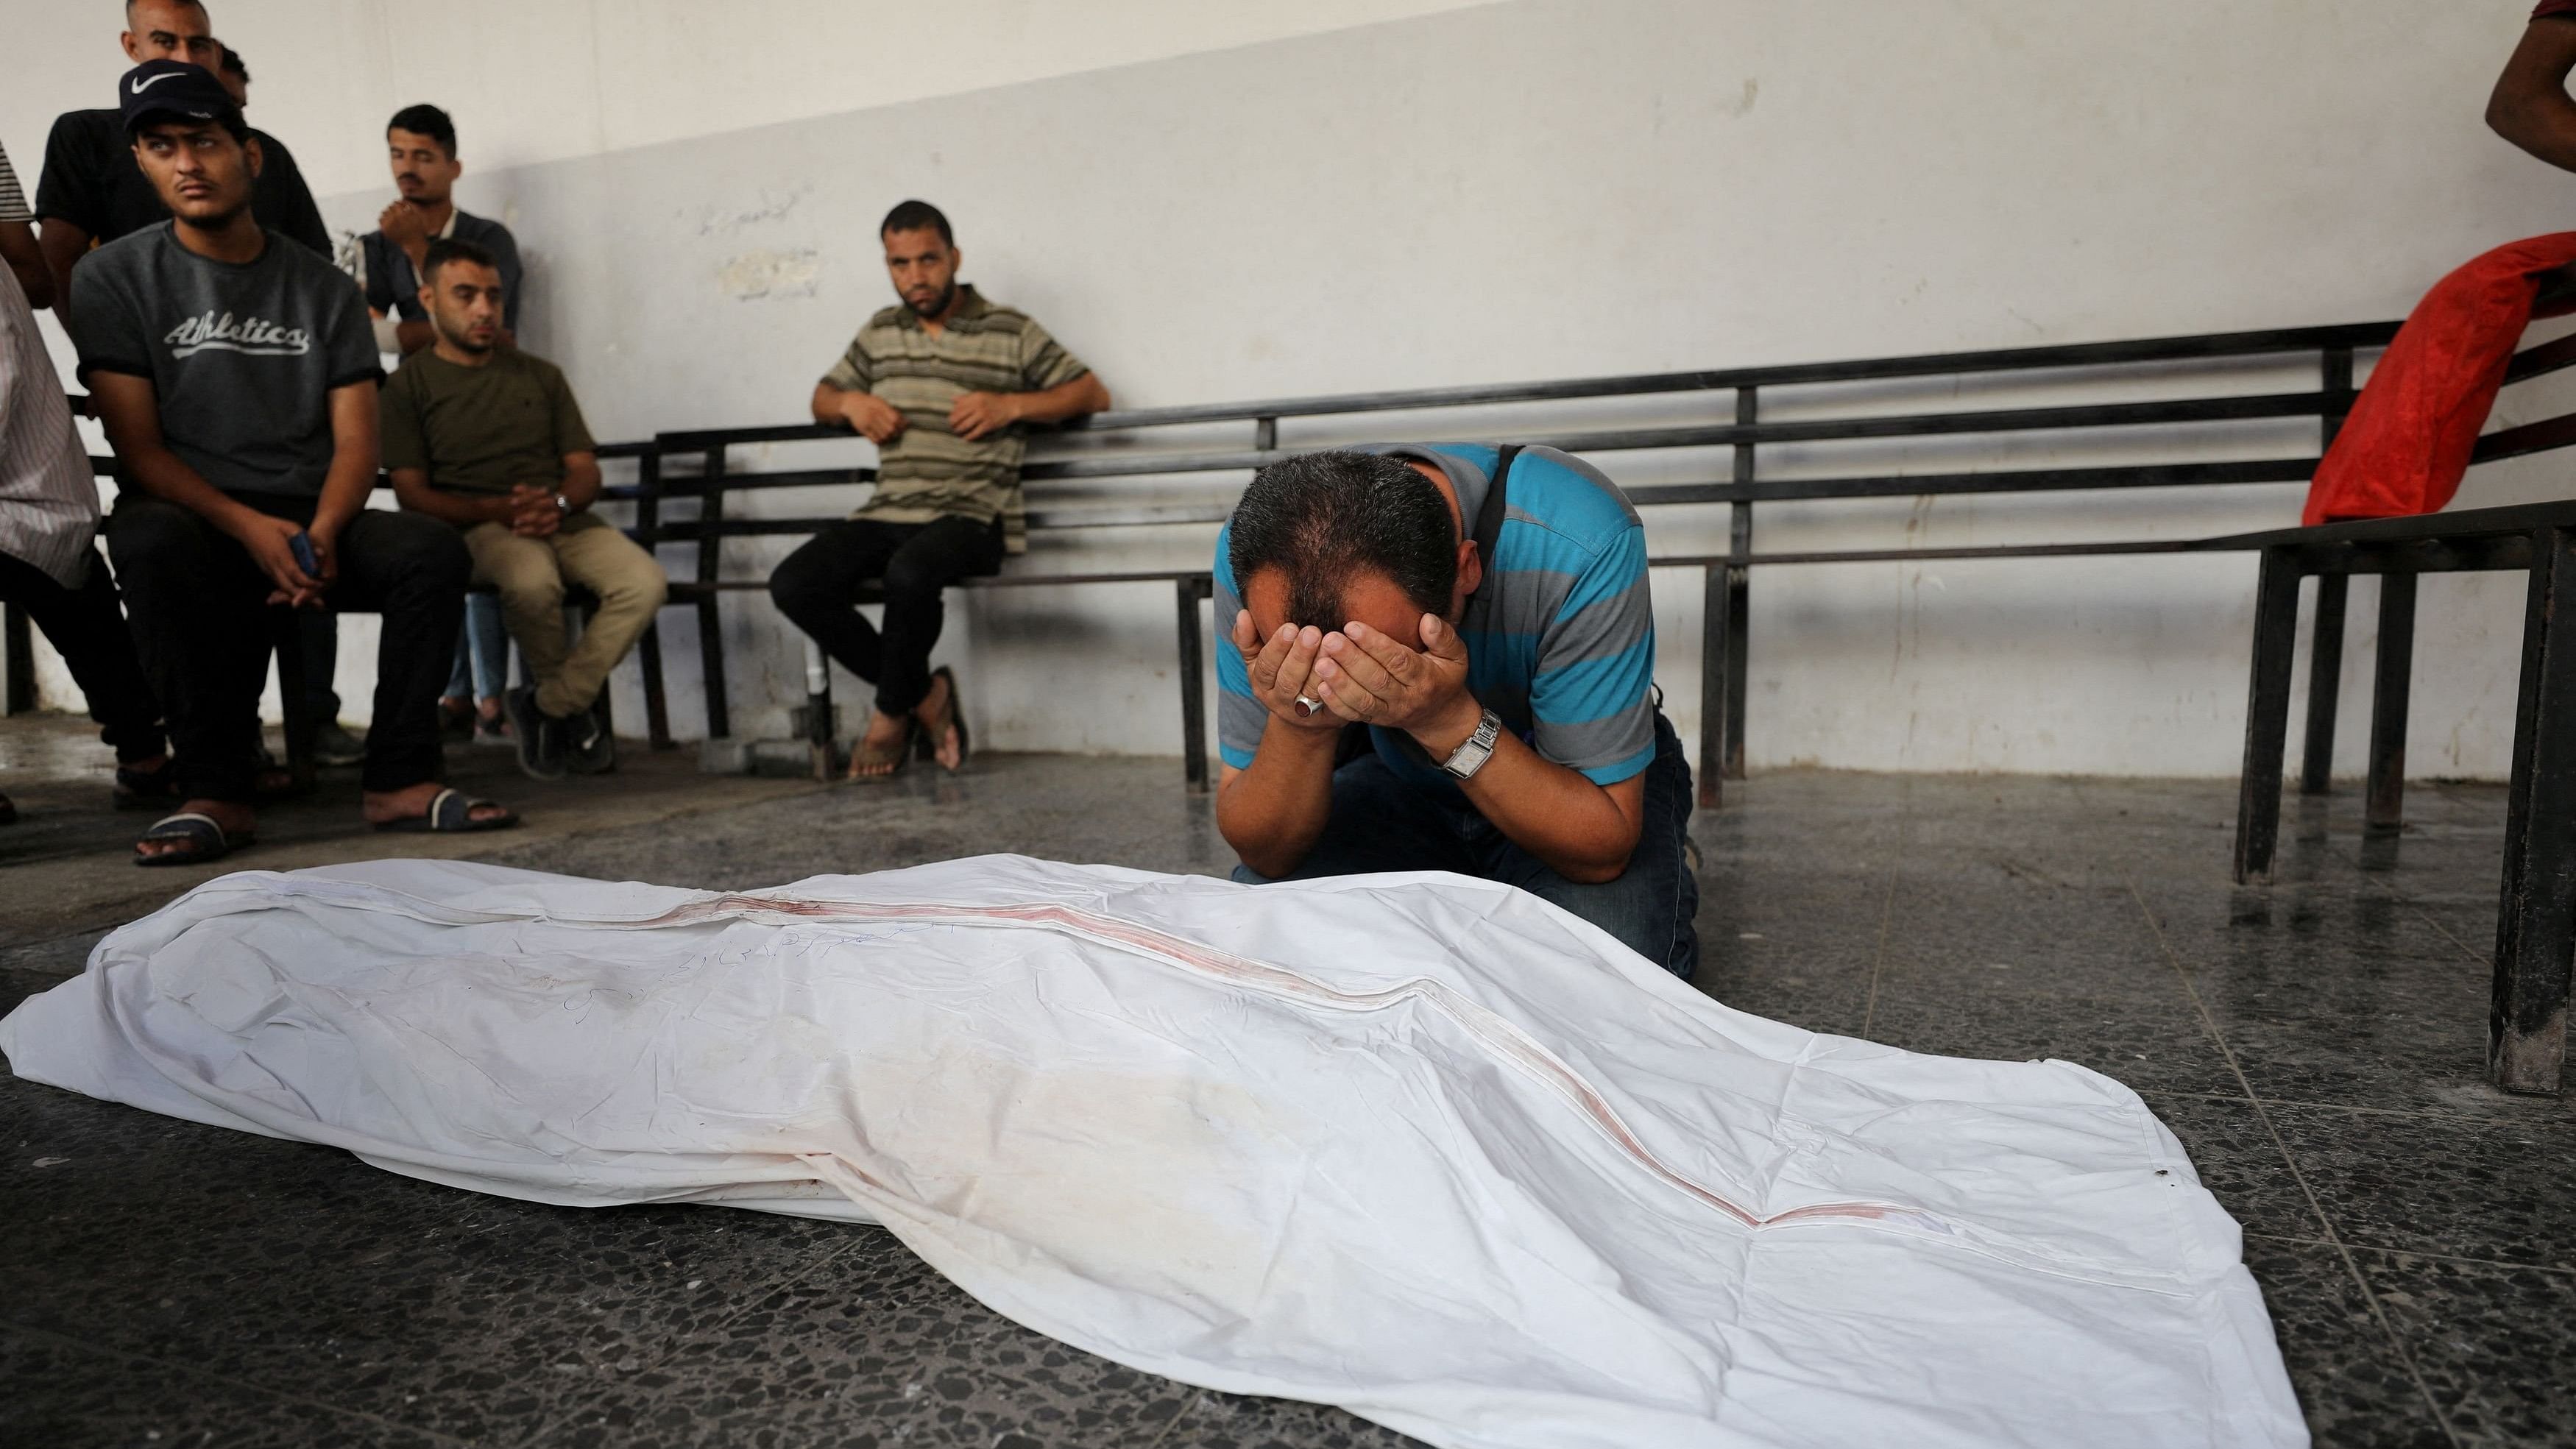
[74,62,516,862]
[769,199,1108,779]
[0,138,171,824]
[1212,445,1699,978]
[384,238,665,779]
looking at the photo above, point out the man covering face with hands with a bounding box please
[1212,446,1700,979]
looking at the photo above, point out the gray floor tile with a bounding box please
[0,1322,463,1449]
[1862,987,2244,1097]
[2355,1247,2576,1448]
[535,1230,1197,1449]
[2240,1238,2448,1449]
[2272,1105,2576,1269]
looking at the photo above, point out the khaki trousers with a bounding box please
[461,514,668,720]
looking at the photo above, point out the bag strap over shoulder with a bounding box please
[1468,444,1520,603]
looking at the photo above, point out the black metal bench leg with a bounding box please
[804,639,834,782]
[2365,573,2417,835]
[2299,574,2347,794]
[1177,576,1209,793]
[1725,508,1751,782]
[1699,563,1727,809]
[2233,548,2301,884]
[2491,527,2576,1095]
[639,620,673,749]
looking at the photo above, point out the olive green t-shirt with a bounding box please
[379,347,595,498]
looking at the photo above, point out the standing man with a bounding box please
[768,199,1108,779]
[0,137,171,826]
[384,238,665,781]
[74,63,516,864]
[34,0,328,311]
[359,105,521,358]
[1212,446,1700,979]
[213,43,249,108]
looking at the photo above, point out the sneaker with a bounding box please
[476,707,513,746]
[314,721,367,768]
[502,687,565,781]
[565,701,617,776]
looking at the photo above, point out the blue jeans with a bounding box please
[1232,710,1701,979]
[443,592,511,701]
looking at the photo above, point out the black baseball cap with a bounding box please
[118,60,243,135]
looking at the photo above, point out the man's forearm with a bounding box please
[1012,373,1109,426]
[119,440,261,536]
[392,474,512,528]
[557,454,603,510]
[1,222,52,309]
[1452,734,1643,882]
[38,219,89,319]
[393,319,436,355]
[1214,722,1343,877]
[2491,22,2576,171]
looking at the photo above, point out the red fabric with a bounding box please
[2301,233,2576,525]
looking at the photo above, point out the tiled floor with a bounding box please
[0,746,2561,1447]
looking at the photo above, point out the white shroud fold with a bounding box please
[0,856,2304,1449]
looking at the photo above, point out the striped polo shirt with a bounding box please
[1214,443,1660,790]
[820,285,1090,554]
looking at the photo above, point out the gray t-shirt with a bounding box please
[68,222,379,500]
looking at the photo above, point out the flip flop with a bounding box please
[372,787,520,834]
[915,666,972,773]
[846,718,917,783]
[134,811,252,868]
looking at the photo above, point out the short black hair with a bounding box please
[387,103,456,157]
[219,44,246,79]
[1227,451,1458,631]
[880,199,952,246]
[422,236,498,286]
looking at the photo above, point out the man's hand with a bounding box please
[378,200,434,263]
[233,512,326,608]
[836,391,907,444]
[508,483,562,538]
[1312,615,1482,754]
[948,391,1022,442]
[1232,612,1344,733]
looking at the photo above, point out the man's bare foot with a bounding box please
[135,797,254,861]
[847,708,913,779]
[362,781,514,828]
[913,671,962,772]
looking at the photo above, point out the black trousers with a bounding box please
[0,545,166,763]
[107,494,467,802]
[767,515,1004,716]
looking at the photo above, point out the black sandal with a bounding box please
[134,811,253,867]
[372,787,520,834]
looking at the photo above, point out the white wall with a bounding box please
[11,0,2573,777]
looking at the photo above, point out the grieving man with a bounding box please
[358,104,522,357]
[383,238,665,780]
[1213,445,1699,978]
[75,63,515,863]
[770,199,1108,779]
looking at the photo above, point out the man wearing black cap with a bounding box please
[73,63,518,864]
[34,0,328,311]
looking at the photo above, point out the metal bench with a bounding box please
[629,322,2404,794]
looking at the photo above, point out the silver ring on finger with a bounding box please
[1294,695,1323,718]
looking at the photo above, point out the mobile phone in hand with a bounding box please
[290,532,319,578]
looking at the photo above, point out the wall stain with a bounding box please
[719,249,824,302]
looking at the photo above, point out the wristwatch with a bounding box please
[551,492,572,514]
[1439,709,1504,781]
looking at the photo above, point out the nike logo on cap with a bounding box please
[130,71,184,93]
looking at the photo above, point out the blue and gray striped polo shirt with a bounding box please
[1214,443,1660,790]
